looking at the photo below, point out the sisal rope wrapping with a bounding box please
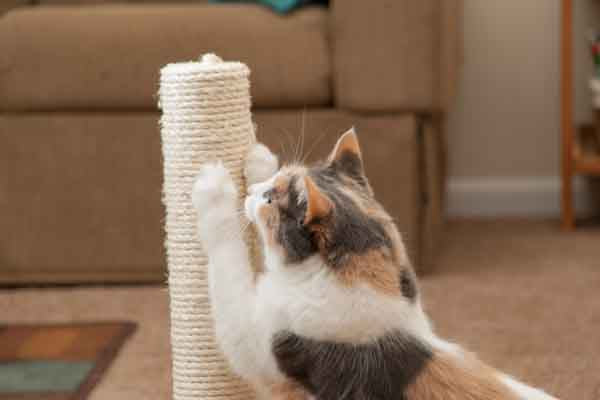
[159,53,257,400]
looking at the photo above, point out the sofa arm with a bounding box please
[331,0,461,112]
[1,1,32,16]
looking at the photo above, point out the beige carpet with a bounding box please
[0,220,598,399]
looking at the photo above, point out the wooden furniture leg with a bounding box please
[561,0,575,230]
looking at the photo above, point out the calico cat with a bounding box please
[192,129,558,400]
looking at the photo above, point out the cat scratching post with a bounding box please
[159,54,257,400]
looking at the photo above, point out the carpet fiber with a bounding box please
[0,220,598,399]
[0,322,135,400]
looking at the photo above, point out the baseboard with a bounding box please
[447,177,596,217]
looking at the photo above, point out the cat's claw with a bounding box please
[192,162,238,218]
[245,143,279,185]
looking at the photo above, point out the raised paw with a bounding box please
[244,143,279,185]
[192,162,238,219]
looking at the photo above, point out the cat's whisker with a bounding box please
[239,221,252,235]
[291,125,302,165]
[277,136,290,162]
[211,212,254,242]
[287,116,304,165]
[301,127,330,164]
[288,124,299,164]
[279,127,296,165]
[222,222,251,243]
[210,214,247,237]
[299,107,307,164]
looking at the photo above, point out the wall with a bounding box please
[446,0,596,217]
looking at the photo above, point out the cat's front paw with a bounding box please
[192,162,238,220]
[244,143,279,185]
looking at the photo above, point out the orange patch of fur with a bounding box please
[270,381,309,400]
[335,249,401,296]
[304,176,333,224]
[405,352,519,400]
[258,204,279,248]
[336,186,411,272]
[247,225,264,278]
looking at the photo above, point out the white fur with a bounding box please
[245,142,279,185]
[428,335,467,360]
[193,143,560,399]
[499,373,558,400]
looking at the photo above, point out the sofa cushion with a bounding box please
[0,4,331,111]
[37,0,206,3]
[331,0,461,112]
[0,1,30,16]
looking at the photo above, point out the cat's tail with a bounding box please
[498,373,559,400]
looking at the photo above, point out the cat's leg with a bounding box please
[192,162,261,378]
[244,142,279,186]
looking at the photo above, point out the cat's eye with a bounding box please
[263,189,274,204]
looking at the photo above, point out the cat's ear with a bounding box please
[303,176,333,225]
[327,127,364,176]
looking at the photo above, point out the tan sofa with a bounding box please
[0,0,461,284]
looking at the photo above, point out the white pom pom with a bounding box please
[199,53,223,64]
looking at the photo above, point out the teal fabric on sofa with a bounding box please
[210,0,326,14]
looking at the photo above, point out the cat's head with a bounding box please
[245,128,415,297]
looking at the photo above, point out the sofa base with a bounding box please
[0,109,443,284]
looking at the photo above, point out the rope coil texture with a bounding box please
[159,53,257,400]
